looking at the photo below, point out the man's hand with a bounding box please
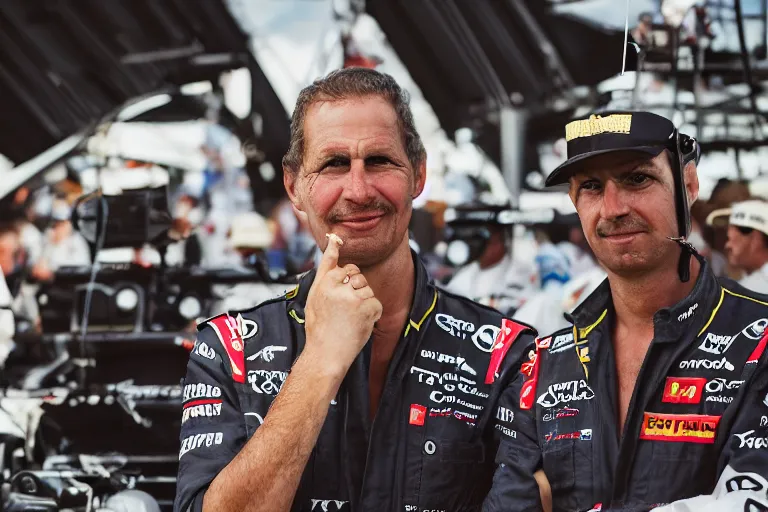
[303,233,383,377]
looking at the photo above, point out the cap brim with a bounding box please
[545,146,666,187]
[705,208,732,227]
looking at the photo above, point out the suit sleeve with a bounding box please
[651,358,768,512]
[483,333,543,512]
[173,323,248,512]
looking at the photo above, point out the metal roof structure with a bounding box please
[0,0,290,202]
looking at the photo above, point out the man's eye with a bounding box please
[323,158,347,169]
[627,173,650,185]
[579,181,600,192]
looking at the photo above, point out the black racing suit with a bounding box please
[484,257,768,511]
[174,253,536,512]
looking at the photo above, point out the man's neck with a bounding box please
[608,253,701,332]
[745,254,768,275]
[359,237,416,334]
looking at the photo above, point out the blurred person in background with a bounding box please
[212,211,291,313]
[707,199,768,293]
[514,212,601,335]
[442,201,534,315]
[0,224,19,367]
[38,200,91,272]
[270,197,320,273]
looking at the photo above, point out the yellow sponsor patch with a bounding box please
[640,412,720,444]
[565,114,633,142]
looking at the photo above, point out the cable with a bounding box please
[622,0,632,75]
[76,192,108,387]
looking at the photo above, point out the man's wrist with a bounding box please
[293,345,348,391]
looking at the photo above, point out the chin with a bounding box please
[337,236,401,268]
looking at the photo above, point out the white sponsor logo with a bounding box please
[457,382,489,399]
[182,402,222,424]
[472,325,501,353]
[735,430,768,449]
[310,499,348,511]
[742,318,768,340]
[236,314,259,339]
[678,303,698,322]
[247,345,287,362]
[419,350,477,376]
[429,390,456,404]
[496,406,514,423]
[436,314,475,339]
[699,333,735,355]
[537,379,595,408]
[457,399,482,411]
[179,432,223,459]
[405,507,446,512]
[706,378,745,393]
[194,342,216,360]
[248,370,288,395]
[549,333,575,354]
[454,410,477,423]
[182,383,221,402]
[761,416,768,427]
[679,357,734,371]
[705,395,734,404]
[495,424,517,438]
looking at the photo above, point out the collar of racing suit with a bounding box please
[565,252,722,343]
[284,249,437,336]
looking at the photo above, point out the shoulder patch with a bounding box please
[485,319,534,385]
[207,315,246,383]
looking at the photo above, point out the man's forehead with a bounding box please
[571,152,666,179]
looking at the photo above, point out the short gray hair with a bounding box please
[282,67,426,175]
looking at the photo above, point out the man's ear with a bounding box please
[283,166,304,213]
[413,160,427,198]
[684,162,700,205]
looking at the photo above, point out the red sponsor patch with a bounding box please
[536,337,552,350]
[519,350,541,411]
[639,412,720,444]
[661,377,706,404]
[208,315,246,383]
[747,328,768,364]
[183,398,223,409]
[409,404,427,426]
[485,319,529,384]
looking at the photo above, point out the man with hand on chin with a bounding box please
[484,111,768,511]
[174,68,537,512]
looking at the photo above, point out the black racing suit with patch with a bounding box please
[484,257,768,512]
[174,253,536,512]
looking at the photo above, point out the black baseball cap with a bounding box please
[545,111,677,187]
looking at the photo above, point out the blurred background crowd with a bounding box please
[3,0,768,509]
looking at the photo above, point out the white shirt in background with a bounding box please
[739,262,768,295]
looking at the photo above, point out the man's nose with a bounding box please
[342,160,375,203]
[600,180,631,220]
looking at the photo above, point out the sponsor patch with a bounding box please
[208,315,246,383]
[678,302,698,322]
[495,424,517,438]
[485,319,528,384]
[537,379,595,408]
[179,431,223,459]
[193,341,216,360]
[248,370,288,395]
[698,333,735,355]
[182,383,221,402]
[409,404,427,426]
[472,324,501,353]
[236,313,259,339]
[734,430,768,449]
[662,377,706,404]
[436,313,474,339]
[747,328,768,365]
[536,337,552,350]
[549,333,575,354]
[545,429,592,442]
[640,412,720,444]
[678,357,734,371]
[310,499,348,511]
[247,345,287,362]
[181,400,223,424]
[543,407,580,422]
[496,406,514,424]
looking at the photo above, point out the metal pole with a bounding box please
[500,106,526,208]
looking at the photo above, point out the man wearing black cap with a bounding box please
[484,111,768,511]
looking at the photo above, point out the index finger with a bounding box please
[317,232,343,277]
